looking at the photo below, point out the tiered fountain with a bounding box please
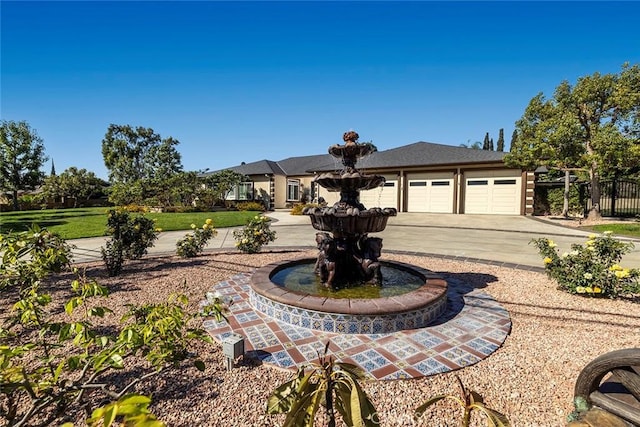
[250,131,448,334]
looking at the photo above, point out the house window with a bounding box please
[287,179,300,201]
[226,182,254,200]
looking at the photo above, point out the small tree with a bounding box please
[41,167,106,207]
[482,132,490,150]
[0,120,48,210]
[201,169,248,207]
[267,342,378,427]
[496,128,505,152]
[415,376,510,426]
[101,209,160,276]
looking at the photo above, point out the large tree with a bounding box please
[41,167,106,207]
[505,63,640,218]
[0,120,48,210]
[201,169,248,207]
[101,124,182,183]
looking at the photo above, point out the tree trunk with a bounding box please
[12,189,19,211]
[588,165,602,220]
[562,169,570,218]
[326,380,336,427]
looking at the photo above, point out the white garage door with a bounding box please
[359,175,398,209]
[464,170,522,215]
[316,186,340,205]
[407,172,454,213]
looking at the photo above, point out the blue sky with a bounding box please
[2,1,639,180]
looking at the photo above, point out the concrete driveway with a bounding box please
[69,211,640,268]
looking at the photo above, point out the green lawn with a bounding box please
[581,223,640,239]
[0,207,260,239]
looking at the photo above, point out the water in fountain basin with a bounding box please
[270,261,424,299]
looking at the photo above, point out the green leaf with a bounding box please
[109,353,124,369]
[194,359,205,371]
[103,404,117,427]
[266,373,303,414]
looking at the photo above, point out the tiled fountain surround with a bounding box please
[250,258,448,334]
[204,270,512,380]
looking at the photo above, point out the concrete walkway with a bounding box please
[70,211,640,269]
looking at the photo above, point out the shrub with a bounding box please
[532,233,640,298]
[233,215,276,253]
[123,203,150,213]
[0,224,73,290]
[176,218,217,257]
[101,209,160,276]
[0,227,229,426]
[290,202,320,215]
[236,201,265,212]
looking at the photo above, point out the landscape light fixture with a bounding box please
[222,333,245,371]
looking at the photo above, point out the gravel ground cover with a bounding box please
[4,249,639,427]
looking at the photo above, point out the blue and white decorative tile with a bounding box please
[441,347,482,366]
[412,358,450,376]
[207,272,511,380]
[465,337,499,354]
[381,339,421,359]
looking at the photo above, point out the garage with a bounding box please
[406,172,455,213]
[359,174,398,209]
[463,170,522,214]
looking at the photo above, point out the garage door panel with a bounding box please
[464,171,521,215]
[407,172,454,213]
[360,175,397,209]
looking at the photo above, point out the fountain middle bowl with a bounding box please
[249,258,448,334]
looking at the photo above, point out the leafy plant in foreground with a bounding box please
[0,224,73,291]
[414,375,510,426]
[0,227,228,426]
[266,342,378,427]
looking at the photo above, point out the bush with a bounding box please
[290,203,320,215]
[101,209,160,276]
[236,201,265,212]
[532,233,640,298]
[176,219,217,257]
[233,215,276,253]
[0,225,229,426]
[0,224,73,290]
[546,187,583,216]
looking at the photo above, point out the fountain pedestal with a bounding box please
[304,131,396,288]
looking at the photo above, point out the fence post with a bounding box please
[610,178,617,217]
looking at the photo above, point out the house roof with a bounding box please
[351,141,507,170]
[213,141,508,176]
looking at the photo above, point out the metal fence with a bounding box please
[584,179,640,217]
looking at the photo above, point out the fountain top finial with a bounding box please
[343,131,359,145]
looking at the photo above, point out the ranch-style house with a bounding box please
[209,141,534,215]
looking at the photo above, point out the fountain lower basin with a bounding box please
[250,258,448,334]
